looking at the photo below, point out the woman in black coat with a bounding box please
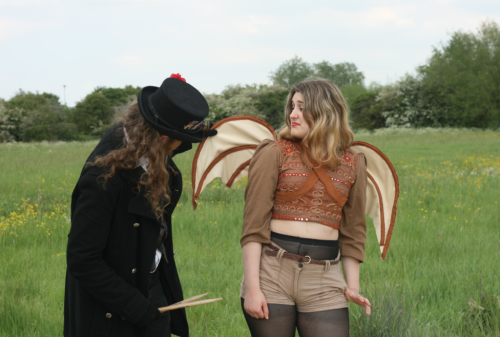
[64,75,216,337]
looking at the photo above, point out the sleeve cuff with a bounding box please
[240,234,270,248]
[340,246,365,263]
[133,302,160,328]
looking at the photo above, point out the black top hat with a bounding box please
[138,74,210,143]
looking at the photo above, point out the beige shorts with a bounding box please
[240,242,349,313]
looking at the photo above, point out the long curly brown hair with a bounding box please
[88,102,179,220]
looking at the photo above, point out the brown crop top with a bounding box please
[273,140,359,229]
[241,139,368,262]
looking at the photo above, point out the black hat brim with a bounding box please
[138,86,205,143]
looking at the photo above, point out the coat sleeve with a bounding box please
[339,153,367,263]
[240,139,280,247]
[67,169,158,327]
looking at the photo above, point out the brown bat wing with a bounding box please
[350,141,400,260]
[191,116,276,210]
[191,120,399,260]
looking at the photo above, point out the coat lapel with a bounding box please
[127,193,158,221]
[121,167,157,221]
[125,160,182,221]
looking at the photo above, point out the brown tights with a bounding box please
[241,299,350,337]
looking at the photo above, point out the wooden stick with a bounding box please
[177,293,209,305]
[164,293,208,308]
[159,298,223,313]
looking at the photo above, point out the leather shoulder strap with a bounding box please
[294,141,348,207]
[312,166,348,208]
[274,171,319,202]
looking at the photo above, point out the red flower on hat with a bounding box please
[343,155,351,162]
[170,73,186,82]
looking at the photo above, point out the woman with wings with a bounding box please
[240,79,371,337]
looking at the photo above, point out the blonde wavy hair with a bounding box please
[88,102,179,220]
[279,79,354,169]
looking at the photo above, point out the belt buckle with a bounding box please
[304,255,311,264]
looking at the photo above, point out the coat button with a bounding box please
[132,268,137,273]
[133,223,140,228]
[106,313,112,318]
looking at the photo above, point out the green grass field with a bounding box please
[1,128,499,336]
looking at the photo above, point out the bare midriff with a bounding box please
[270,219,339,241]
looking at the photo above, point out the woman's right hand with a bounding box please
[242,242,267,319]
[244,288,269,319]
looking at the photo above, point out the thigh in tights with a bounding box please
[241,299,296,337]
[296,308,349,337]
[241,299,349,337]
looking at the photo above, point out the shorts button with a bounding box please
[106,313,112,318]
[298,263,303,268]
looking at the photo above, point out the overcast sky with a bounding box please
[1,0,499,106]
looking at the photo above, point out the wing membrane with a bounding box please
[191,116,276,209]
[191,119,399,260]
[350,141,399,260]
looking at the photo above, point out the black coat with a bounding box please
[64,126,190,337]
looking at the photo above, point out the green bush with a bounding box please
[419,20,500,128]
[205,85,262,124]
[253,86,289,129]
[23,125,52,142]
[72,92,114,134]
[349,20,500,129]
[0,100,24,141]
[350,92,386,130]
[5,90,62,113]
[314,61,365,87]
[0,91,79,142]
[270,56,365,90]
[269,56,314,88]
[21,121,82,142]
[52,122,80,141]
[93,85,141,107]
[341,84,367,105]
[205,85,288,129]
[378,75,442,128]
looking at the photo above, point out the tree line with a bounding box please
[0,86,140,142]
[1,20,498,142]
[205,20,500,130]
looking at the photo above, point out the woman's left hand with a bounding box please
[345,288,371,315]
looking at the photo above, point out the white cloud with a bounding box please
[421,14,500,34]
[307,5,417,30]
[360,6,416,28]
[113,53,146,67]
[205,48,259,64]
[232,15,292,35]
[0,18,56,40]
[0,0,58,6]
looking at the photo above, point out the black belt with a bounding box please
[265,243,340,266]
